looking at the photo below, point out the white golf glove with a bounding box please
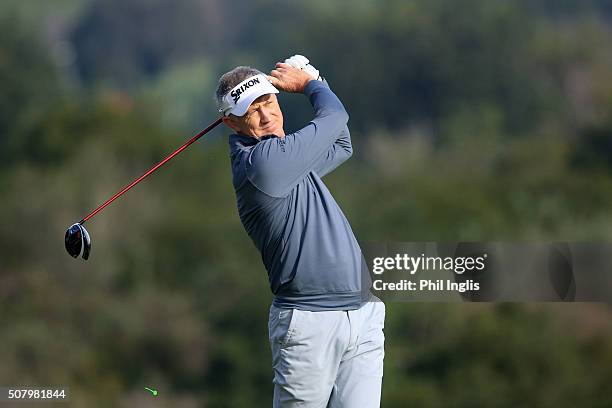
[284,54,322,81]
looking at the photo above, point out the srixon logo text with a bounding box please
[232,77,261,103]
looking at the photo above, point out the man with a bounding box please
[215,55,385,408]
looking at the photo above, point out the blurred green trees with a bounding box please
[2,1,612,407]
[0,16,61,167]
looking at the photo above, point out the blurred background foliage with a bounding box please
[2,0,612,406]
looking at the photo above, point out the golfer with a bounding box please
[216,55,385,408]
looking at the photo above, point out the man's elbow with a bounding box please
[344,145,353,159]
[332,109,349,138]
[323,105,349,125]
[337,144,353,165]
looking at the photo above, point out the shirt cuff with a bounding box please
[304,78,329,96]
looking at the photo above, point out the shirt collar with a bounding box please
[229,133,279,147]
[229,133,258,147]
[229,133,279,160]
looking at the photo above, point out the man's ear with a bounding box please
[222,116,241,133]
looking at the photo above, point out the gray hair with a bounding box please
[215,66,264,113]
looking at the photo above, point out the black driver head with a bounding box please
[65,223,91,260]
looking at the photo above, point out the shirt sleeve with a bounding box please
[245,80,350,197]
[312,124,352,178]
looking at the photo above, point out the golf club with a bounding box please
[65,117,223,260]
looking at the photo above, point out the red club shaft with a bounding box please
[80,117,223,224]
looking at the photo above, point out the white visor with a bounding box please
[218,74,279,117]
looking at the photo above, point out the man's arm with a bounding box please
[312,124,352,178]
[245,73,349,197]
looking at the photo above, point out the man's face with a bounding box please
[224,94,285,139]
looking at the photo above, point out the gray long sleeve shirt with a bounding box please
[228,80,369,311]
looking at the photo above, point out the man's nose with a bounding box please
[259,107,272,123]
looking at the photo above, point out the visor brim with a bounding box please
[230,86,279,117]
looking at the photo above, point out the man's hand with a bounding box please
[268,62,313,93]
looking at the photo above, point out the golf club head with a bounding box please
[65,223,91,260]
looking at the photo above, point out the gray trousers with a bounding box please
[268,298,385,408]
